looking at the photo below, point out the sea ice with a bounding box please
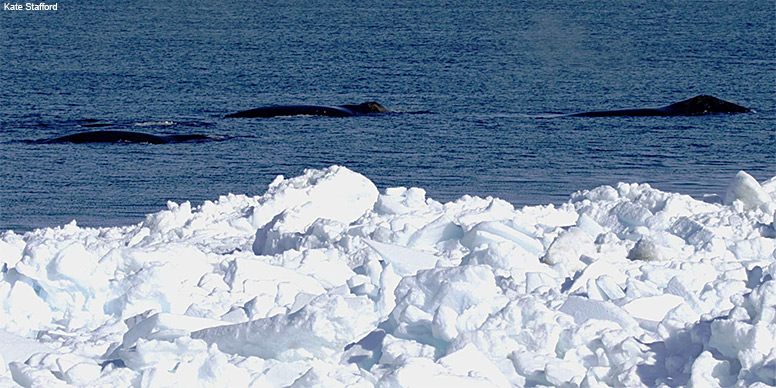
[1,165,775,387]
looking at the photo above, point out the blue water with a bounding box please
[2,0,774,231]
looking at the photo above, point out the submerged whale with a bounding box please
[225,101,388,118]
[569,95,750,117]
[41,131,211,144]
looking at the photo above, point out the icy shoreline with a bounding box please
[1,166,775,387]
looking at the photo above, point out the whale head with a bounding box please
[342,101,388,114]
[667,95,750,115]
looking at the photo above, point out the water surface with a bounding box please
[2,0,774,231]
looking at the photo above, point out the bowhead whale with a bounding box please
[41,131,211,144]
[225,101,388,118]
[570,95,750,117]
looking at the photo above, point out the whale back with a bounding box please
[663,95,750,115]
[226,101,388,118]
[42,131,208,144]
[44,131,167,144]
[226,105,355,118]
[570,95,751,117]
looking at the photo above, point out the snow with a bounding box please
[1,166,776,387]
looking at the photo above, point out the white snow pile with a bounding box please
[1,166,776,387]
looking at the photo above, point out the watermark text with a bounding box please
[3,3,58,11]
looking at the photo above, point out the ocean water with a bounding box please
[1,0,774,231]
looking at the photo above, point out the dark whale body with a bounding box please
[226,101,388,118]
[570,95,750,117]
[42,131,210,144]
